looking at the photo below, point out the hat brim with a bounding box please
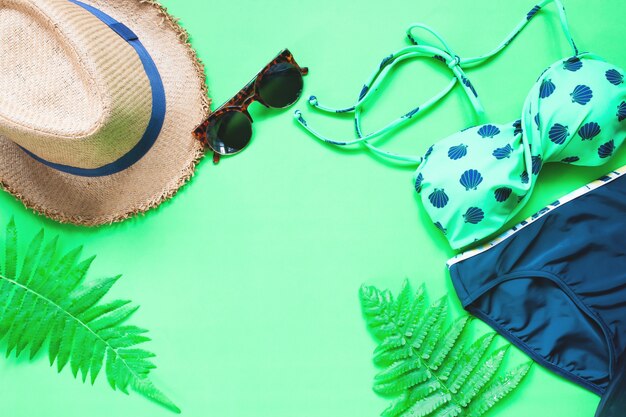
[0,0,210,226]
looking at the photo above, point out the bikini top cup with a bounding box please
[417,52,626,249]
[294,0,626,250]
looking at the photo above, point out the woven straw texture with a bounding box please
[0,0,210,225]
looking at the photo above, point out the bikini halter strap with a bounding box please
[294,0,578,164]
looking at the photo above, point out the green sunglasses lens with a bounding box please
[207,110,252,155]
[257,63,303,108]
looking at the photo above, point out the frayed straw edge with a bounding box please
[0,0,211,227]
[139,0,212,114]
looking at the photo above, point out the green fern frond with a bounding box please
[0,218,180,413]
[360,279,532,417]
[465,362,533,417]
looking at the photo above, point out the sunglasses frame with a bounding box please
[193,49,308,161]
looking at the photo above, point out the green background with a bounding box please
[1,0,625,416]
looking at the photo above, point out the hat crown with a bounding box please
[0,0,152,170]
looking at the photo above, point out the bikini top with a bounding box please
[294,0,626,250]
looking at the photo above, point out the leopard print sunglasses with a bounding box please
[193,49,308,163]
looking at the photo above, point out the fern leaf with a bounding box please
[430,403,463,417]
[382,391,412,417]
[401,283,428,337]
[360,285,397,340]
[447,332,496,393]
[374,365,431,395]
[420,300,449,361]
[375,356,422,384]
[0,219,180,413]
[465,362,533,417]
[404,391,451,417]
[360,281,532,417]
[429,317,470,371]
[4,218,17,279]
[410,297,446,353]
[392,279,414,326]
[437,340,466,381]
[457,345,510,406]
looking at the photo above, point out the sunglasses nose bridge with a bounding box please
[242,108,254,123]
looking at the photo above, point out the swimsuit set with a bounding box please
[295,0,626,412]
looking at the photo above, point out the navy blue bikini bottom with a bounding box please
[448,166,626,397]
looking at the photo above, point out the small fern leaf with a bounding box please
[457,345,510,406]
[392,279,414,325]
[403,391,451,417]
[133,378,181,414]
[374,366,432,395]
[18,229,44,283]
[430,403,463,417]
[360,285,397,340]
[437,340,466,381]
[429,316,470,370]
[0,221,180,413]
[400,283,428,336]
[382,391,413,417]
[375,356,422,384]
[465,362,533,417]
[420,301,449,361]
[4,218,17,279]
[411,297,447,353]
[408,378,442,401]
[374,333,411,365]
[448,332,496,393]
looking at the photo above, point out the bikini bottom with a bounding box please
[447,166,626,403]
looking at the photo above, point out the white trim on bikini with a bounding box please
[447,164,626,267]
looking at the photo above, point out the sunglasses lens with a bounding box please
[206,110,252,155]
[257,63,303,108]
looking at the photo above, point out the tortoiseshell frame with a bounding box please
[193,49,308,162]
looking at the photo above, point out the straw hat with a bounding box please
[0,0,210,225]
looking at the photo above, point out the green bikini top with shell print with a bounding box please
[294,0,626,250]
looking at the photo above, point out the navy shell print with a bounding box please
[520,170,529,184]
[527,5,540,20]
[414,173,424,193]
[463,207,485,224]
[462,76,478,97]
[380,54,394,69]
[477,124,500,138]
[561,156,580,163]
[539,79,555,98]
[494,187,512,202]
[434,222,447,235]
[460,169,483,190]
[492,144,513,159]
[606,69,624,86]
[513,119,523,136]
[404,107,420,119]
[429,189,449,208]
[359,85,369,100]
[598,139,615,159]
[549,123,569,145]
[618,102,626,122]
[563,57,582,72]
[531,155,543,175]
[448,144,468,160]
[570,85,593,105]
[578,122,601,140]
